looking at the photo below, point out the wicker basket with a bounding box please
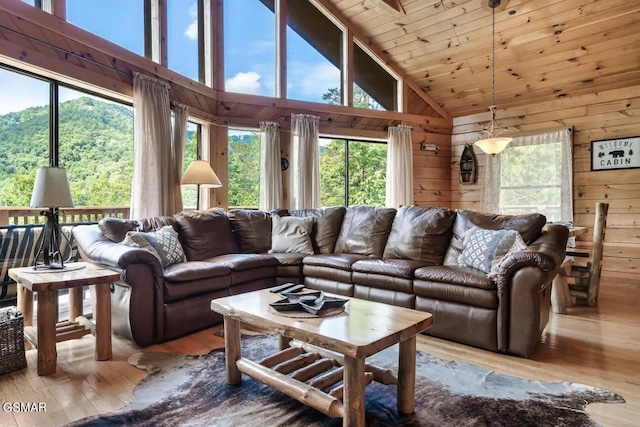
[0,308,27,374]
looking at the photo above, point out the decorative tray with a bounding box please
[269,286,348,315]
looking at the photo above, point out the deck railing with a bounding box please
[0,206,130,226]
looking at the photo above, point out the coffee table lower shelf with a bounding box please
[236,340,398,419]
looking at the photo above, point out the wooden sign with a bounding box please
[591,137,640,171]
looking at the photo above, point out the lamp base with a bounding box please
[32,262,66,271]
[32,208,70,270]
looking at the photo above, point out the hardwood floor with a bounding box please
[1,280,638,427]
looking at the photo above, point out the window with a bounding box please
[319,137,387,207]
[66,0,144,56]
[483,129,573,223]
[287,0,342,104]
[181,122,199,209]
[353,42,397,111]
[0,65,134,225]
[57,87,134,208]
[227,128,260,208]
[0,67,49,211]
[224,0,275,96]
[21,0,42,8]
[168,0,201,81]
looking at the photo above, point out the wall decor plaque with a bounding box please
[591,136,639,171]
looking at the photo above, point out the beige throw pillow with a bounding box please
[268,214,314,255]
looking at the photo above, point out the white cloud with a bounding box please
[184,3,198,41]
[185,21,198,40]
[288,62,341,101]
[225,72,262,95]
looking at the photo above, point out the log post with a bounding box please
[223,317,242,385]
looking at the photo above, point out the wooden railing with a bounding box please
[0,206,130,226]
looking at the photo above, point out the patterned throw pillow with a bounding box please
[122,225,186,268]
[458,227,527,276]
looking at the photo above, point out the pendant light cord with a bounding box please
[491,5,496,121]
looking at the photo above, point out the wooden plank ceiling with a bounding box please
[328,0,640,117]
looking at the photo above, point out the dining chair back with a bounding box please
[566,202,609,306]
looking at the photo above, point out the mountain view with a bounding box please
[1,95,386,213]
[0,97,135,207]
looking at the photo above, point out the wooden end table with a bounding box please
[9,262,120,376]
[211,289,432,427]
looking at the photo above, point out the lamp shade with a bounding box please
[30,166,74,208]
[474,137,513,155]
[181,160,222,187]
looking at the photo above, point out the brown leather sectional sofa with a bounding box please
[73,205,569,358]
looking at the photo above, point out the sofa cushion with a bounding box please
[228,209,288,253]
[413,281,498,309]
[383,206,456,264]
[122,226,186,268]
[268,214,314,255]
[303,253,368,271]
[352,258,432,279]
[99,216,176,243]
[414,265,495,290]
[174,209,239,261]
[268,252,306,266]
[204,253,278,271]
[334,205,396,258]
[289,206,346,254]
[444,210,546,266]
[458,227,528,275]
[163,260,231,283]
[99,218,138,243]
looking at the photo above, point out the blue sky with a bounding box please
[0,0,340,115]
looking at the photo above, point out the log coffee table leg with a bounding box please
[397,335,417,414]
[343,355,366,427]
[224,317,242,385]
[93,282,112,361]
[37,289,58,376]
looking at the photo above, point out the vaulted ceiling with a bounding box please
[326,0,640,118]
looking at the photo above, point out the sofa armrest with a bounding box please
[493,224,569,355]
[496,224,570,278]
[73,224,166,346]
[73,224,163,275]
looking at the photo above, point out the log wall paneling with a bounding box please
[451,85,640,286]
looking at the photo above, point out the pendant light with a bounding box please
[474,0,515,155]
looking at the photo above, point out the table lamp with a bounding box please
[30,166,74,270]
[181,159,222,210]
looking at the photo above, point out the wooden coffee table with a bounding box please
[210,289,432,427]
[9,262,120,376]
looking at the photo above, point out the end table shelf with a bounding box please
[8,262,120,376]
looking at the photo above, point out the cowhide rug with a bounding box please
[69,334,623,427]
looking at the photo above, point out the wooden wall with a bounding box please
[451,85,640,286]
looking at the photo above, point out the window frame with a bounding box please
[319,134,387,207]
[482,129,573,223]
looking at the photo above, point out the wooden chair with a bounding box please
[566,202,609,307]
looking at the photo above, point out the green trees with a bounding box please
[227,131,260,208]
[0,97,134,207]
[318,86,387,207]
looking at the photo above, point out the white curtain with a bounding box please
[171,103,189,214]
[259,121,282,210]
[290,114,320,209]
[130,72,173,219]
[483,128,573,222]
[386,124,414,208]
